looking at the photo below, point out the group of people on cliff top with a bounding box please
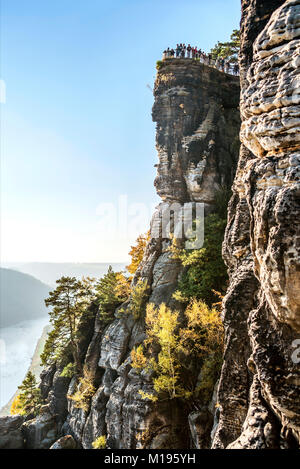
[162,44,239,75]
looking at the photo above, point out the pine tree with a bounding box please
[41,276,95,372]
[210,29,240,62]
[11,372,41,416]
[95,267,130,323]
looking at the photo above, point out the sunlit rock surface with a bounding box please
[29,61,239,449]
[0,38,240,449]
[213,0,300,449]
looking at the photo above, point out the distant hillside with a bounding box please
[1,262,127,287]
[0,268,50,327]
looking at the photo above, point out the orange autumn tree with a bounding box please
[126,231,150,276]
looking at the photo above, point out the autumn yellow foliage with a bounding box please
[92,435,106,449]
[126,232,150,276]
[10,395,23,416]
[68,370,95,412]
[131,300,224,403]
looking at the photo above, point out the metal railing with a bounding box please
[161,54,240,76]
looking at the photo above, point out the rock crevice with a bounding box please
[213,0,300,449]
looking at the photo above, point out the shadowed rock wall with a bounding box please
[0,59,240,450]
[213,0,300,449]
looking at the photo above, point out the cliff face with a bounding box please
[152,59,240,205]
[65,61,240,450]
[1,2,299,451]
[213,0,300,449]
[11,60,239,450]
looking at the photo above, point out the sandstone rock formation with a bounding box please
[14,60,238,450]
[1,1,298,450]
[49,435,77,449]
[63,60,239,450]
[213,0,300,449]
[0,415,24,449]
[152,59,240,206]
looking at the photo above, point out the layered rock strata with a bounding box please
[213,0,300,449]
[22,61,239,450]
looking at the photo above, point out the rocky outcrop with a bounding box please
[152,59,240,206]
[0,415,24,449]
[50,435,77,449]
[2,47,240,450]
[22,406,58,449]
[213,0,300,449]
[3,1,298,450]
[28,60,239,450]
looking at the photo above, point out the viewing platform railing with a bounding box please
[161,56,240,77]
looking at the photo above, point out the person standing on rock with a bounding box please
[170,48,175,58]
[187,44,192,58]
[176,44,180,57]
[181,44,186,58]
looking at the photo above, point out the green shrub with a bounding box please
[11,372,42,416]
[96,266,130,324]
[60,362,76,378]
[127,279,149,320]
[156,60,163,70]
[171,213,228,306]
[195,353,223,404]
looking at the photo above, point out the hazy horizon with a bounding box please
[1,261,128,287]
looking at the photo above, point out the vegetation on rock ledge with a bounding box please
[92,435,107,449]
[11,371,42,417]
[210,29,240,63]
[131,300,224,404]
[126,231,149,276]
[41,276,95,373]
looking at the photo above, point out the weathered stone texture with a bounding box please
[152,59,240,205]
[213,0,300,449]
[5,56,240,450]
[61,61,240,450]
[0,415,24,449]
[49,434,77,449]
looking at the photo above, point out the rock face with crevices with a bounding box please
[18,60,239,450]
[2,1,299,450]
[213,0,300,449]
[152,59,240,206]
[0,415,24,449]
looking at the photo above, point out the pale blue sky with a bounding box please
[1,0,241,262]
